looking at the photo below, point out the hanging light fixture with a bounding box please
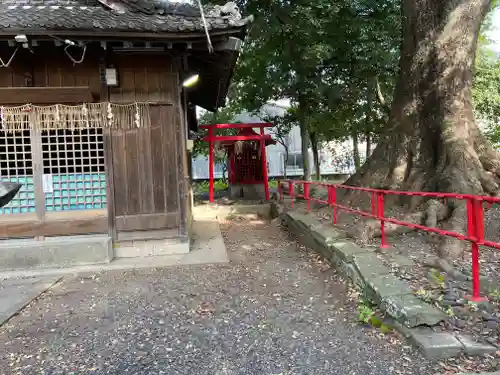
[182,74,200,88]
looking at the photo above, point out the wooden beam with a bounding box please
[202,135,273,142]
[0,29,245,41]
[0,86,96,104]
[0,214,108,239]
[200,123,273,129]
[116,228,179,242]
[116,213,179,232]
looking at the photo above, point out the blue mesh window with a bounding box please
[0,130,36,214]
[41,129,106,211]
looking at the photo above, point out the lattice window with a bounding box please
[0,130,35,214]
[41,129,106,212]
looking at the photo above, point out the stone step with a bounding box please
[0,235,112,271]
[280,208,497,359]
[283,211,447,328]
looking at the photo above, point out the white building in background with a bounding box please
[191,101,368,180]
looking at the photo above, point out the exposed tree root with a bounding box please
[423,200,450,244]
[422,257,466,280]
[353,199,448,242]
[354,211,425,245]
[335,0,500,281]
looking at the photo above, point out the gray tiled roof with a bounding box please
[0,0,251,33]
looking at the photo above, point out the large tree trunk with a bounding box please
[365,79,374,158]
[298,95,312,181]
[344,0,498,266]
[365,132,372,158]
[310,131,321,179]
[283,144,289,179]
[352,128,361,170]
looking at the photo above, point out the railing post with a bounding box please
[289,181,295,209]
[371,191,376,216]
[278,180,283,201]
[304,182,311,213]
[466,197,487,302]
[377,192,389,249]
[331,185,337,224]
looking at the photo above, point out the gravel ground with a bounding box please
[0,218,441,375]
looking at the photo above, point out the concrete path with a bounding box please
[0,276,60,327]
[0,219,440,374]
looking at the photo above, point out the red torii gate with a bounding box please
[200,123,275,202]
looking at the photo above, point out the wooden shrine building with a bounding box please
[0,0,251,269]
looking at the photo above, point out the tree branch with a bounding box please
[375,76,386,106]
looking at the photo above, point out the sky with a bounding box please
[488,8,500,52]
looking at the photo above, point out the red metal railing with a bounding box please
[278,179,500,302]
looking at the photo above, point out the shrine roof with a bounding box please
[0,1,251,34]
[218,128,276,147]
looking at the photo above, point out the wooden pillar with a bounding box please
[260,127,270,200]
[99,53,117,240]
[30,122,46,222]
[177,87,189,241]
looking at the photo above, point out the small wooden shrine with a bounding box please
[200,123,275,201]
[0,0,252,269]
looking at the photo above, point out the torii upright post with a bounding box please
[260,126,270,200]
[208,126,215,202]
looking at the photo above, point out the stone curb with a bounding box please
[280,208,497,359]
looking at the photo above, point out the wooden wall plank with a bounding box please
[133,65,154,214]
[160,105,170,213]
[165,105,179,212]
[0,46,101,96]
[124,130,141,214]
[141,127,154,213]
[33,57,48,87]
[146,69,161,102]
[150,107,166,213]
[0,67,13,87]
[112,131,128,216]
[108,55,175,104]
[59,62,76,87]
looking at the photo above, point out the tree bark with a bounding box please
[352,127,361,170]
[298,95,312,181]
[366,78,374,158]
[365,132,372,158]
[344,0,497,264]
[283,144,289,179]
[310,131,321,179]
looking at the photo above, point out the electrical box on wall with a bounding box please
[105,67,119,86]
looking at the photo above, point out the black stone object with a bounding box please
[0,181,22,209]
